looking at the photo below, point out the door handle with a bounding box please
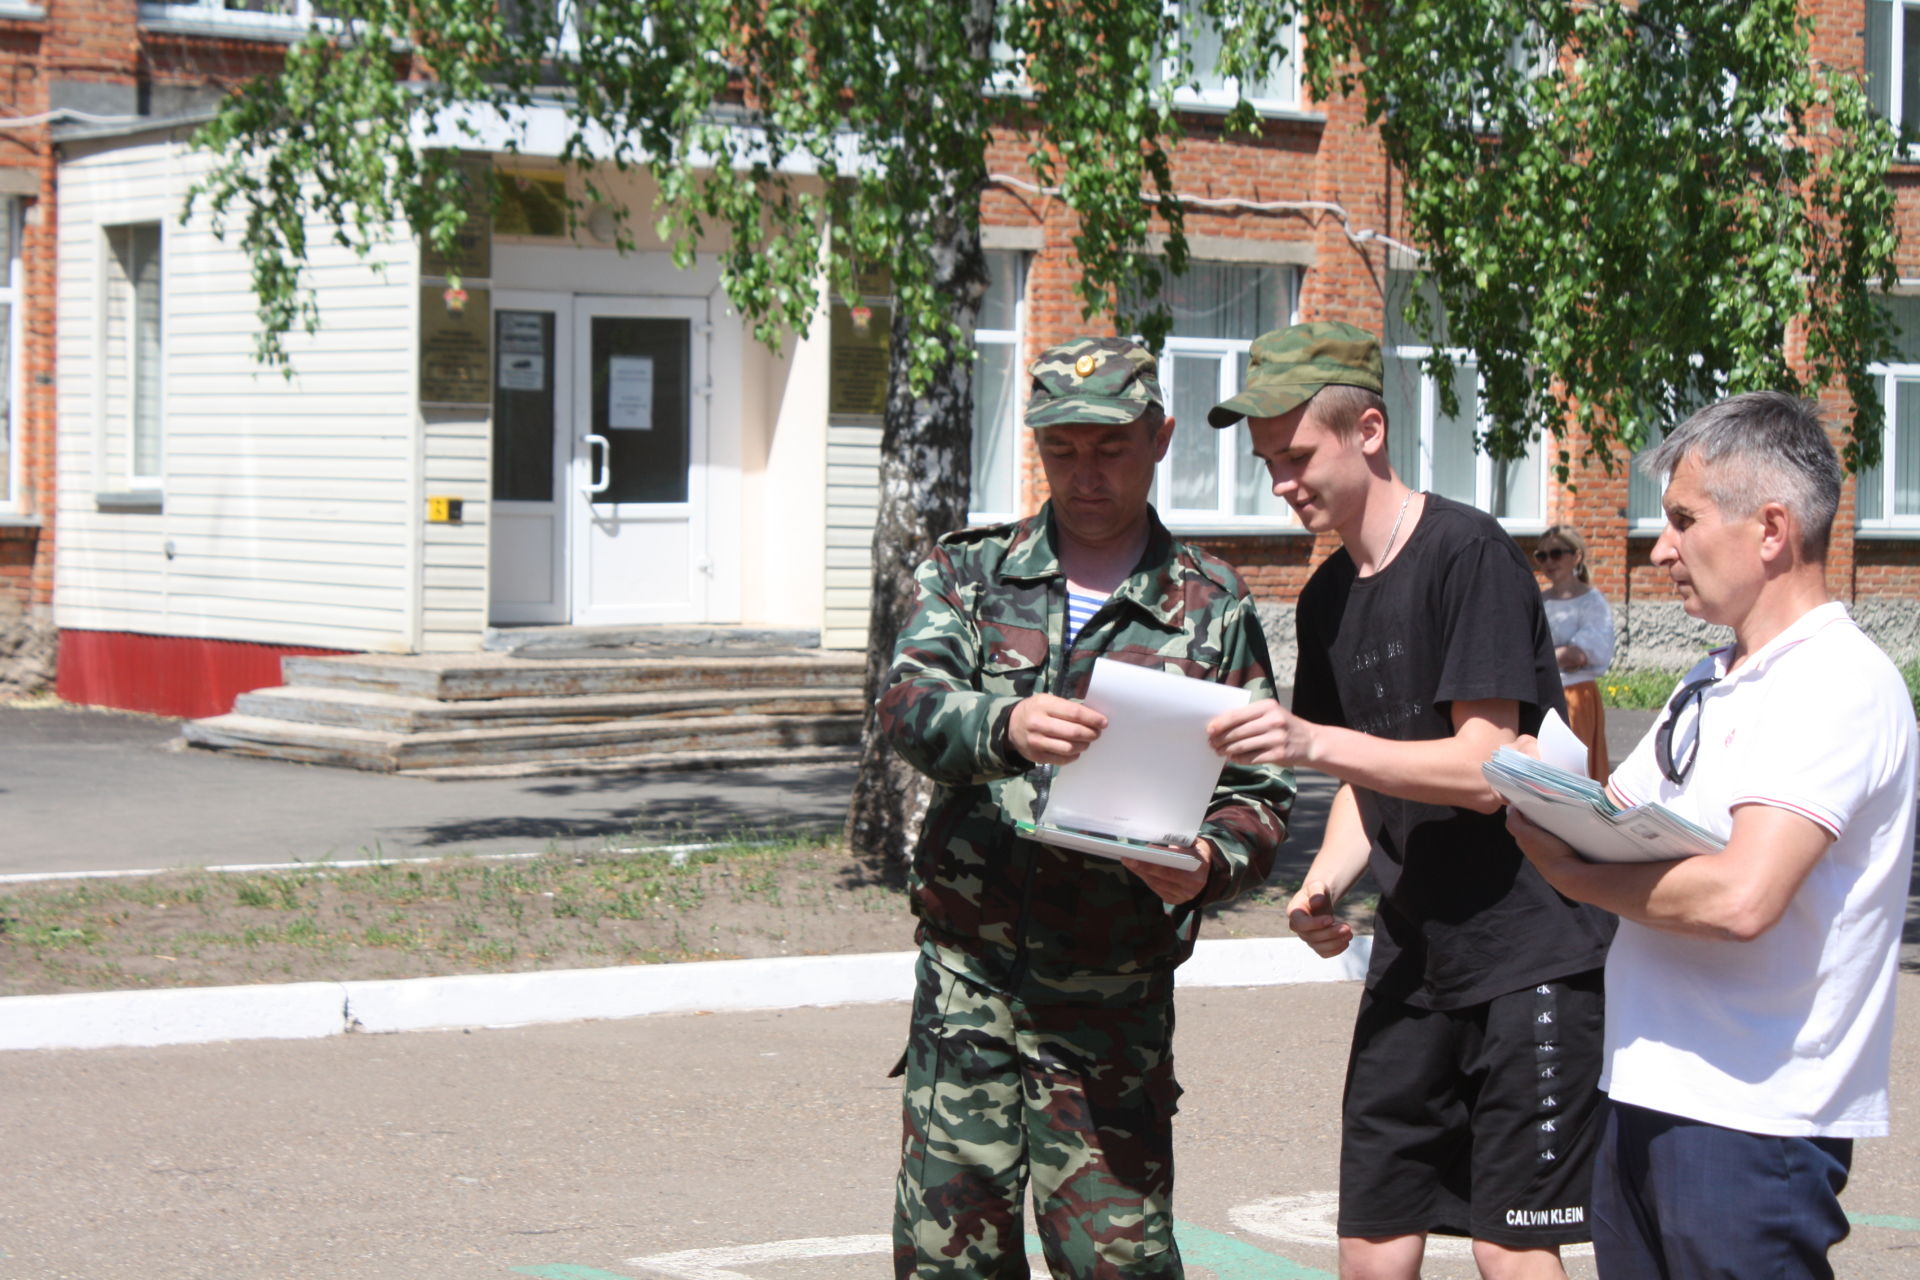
[585,433,611,495]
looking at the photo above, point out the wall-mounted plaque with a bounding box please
[420,283,492,405]
[829,299,892,421]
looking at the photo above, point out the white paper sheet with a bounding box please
[1536,708,1590,776]
[1042,658,1252,845]
[608,355,655,430]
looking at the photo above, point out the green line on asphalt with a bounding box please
[1021,1223,1334,1279]
[1178,1220,1337,1279]
[512,1267,638,1279]
[1849,1212,1920,1232]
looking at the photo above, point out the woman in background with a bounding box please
[1535,524,1615,780]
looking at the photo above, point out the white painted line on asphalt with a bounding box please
[0,842,740,884]
[0,936,1373,1053]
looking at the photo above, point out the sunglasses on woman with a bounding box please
[1533,547,1573,563]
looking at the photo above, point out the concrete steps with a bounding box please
[182,630,868,777]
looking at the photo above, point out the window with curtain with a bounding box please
[1160,2,1301,110]
[969,250,1026,521]
[107,223,165,491]
[1383,270,1544,525]
[1128,261,1298,526]
[0,199,16,509]
[1866,0,1920,142]
[1857,294,1920,529]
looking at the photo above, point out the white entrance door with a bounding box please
[569,295,712,625]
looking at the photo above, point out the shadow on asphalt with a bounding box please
[406,767,854,849]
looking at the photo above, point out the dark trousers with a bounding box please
[1593,1099,1854,1280]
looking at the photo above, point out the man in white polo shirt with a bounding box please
[1508,390,1918,1279]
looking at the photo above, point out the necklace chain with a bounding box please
[1378,489,1414,567]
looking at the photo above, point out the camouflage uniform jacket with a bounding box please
[879,503,1294,993]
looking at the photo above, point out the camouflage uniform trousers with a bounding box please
[893,949,1184,1279]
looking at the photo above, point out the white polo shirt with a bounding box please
[1605,601,1917,1138]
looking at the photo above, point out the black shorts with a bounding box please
[1338,969,1606,1248]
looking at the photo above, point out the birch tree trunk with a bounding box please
[842,2,994,865]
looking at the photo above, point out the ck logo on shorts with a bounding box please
[1536,1011,1555,1025]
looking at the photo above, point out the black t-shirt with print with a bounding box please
[1293,494,1615,1009]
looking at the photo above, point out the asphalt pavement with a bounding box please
[6,702,1920,1278]
[4,977,1919,1280]
[0,698,1657,880]
[0,703,861,876]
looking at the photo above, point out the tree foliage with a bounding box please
[1245,0,1900,473]
[189,0,1225,374]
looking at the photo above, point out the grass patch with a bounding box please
[1600,668,1684,710]
[0,829,904,997]
[1611,661,1920,719]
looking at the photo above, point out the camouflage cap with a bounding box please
[1025,337,1163,428]
[1206,320,1384,428]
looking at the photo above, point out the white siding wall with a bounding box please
[822,422,880,650]
[421,410,490,650]
[56,135,421,653]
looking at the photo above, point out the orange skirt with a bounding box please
[1564,679,1611,782]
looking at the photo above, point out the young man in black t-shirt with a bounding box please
[1205,321,1615,1280]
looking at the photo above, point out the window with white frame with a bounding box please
[1857,294,1920,529]
[1132,261,1297,527]
[1161,2,1301,111]
[0,199,18,511]
[1626,423,1670,528]
[969,251,1026,521]
[1626,377,1721,528]
[140,0,332,30]
[106,224,164,493]
[1383,270,1544,525]
[1866,0,1920,141]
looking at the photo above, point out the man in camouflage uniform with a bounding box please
[879,336,1295,1278]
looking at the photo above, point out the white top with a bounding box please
[1542,588,1615,685]
[1605,602,1918,1137]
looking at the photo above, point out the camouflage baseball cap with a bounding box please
[1206,321,1384,428]
[1025,337,1163,428]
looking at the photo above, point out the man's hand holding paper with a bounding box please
[1207,698,1319,767]
[1124,837,1217,905]
[1009,693,1108,765]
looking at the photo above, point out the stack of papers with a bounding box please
[1483,746,1725,864]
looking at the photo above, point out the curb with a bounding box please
[0,936,1372,1053]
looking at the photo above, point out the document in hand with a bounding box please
[1482,746,1725,863]
[1018,657,1252,871]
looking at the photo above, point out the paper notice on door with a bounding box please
[609,355,655,430]
[498,353,543,392]
[497,312,545,392]
[1041,658,1252,845]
